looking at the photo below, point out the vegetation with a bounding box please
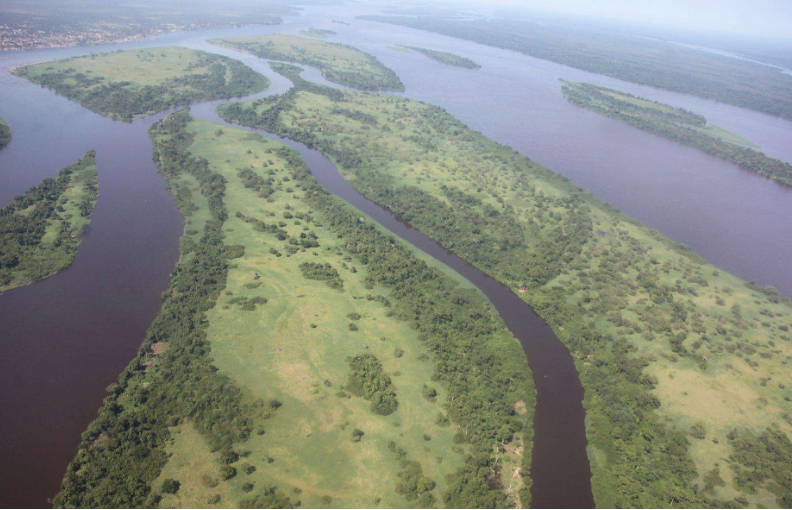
[57,111,533,507]
[0,150,98,293]
[347,354,398,415]
[360,15,792,120]
[298,28,337,39]
[13,47,268,121]
[0,116,11,150]
[220,68,792,507]
[403,46,480,69]
[209,34,404,91]
[562,81,792,187]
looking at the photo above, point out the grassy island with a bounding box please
[298,28,337,39]
[210,35,404,91]
[13,47,268,121]
[54,111,533,508]
[0,150,98,293]
[0,116,11,150]
[404,46,480,69]
[562,81,792,187]
[219,64,792,508]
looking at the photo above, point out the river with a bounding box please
[0,5,790,508]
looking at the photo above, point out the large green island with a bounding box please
[219,57,792,508]
[54,111,533,508]
[210,35,405,91]
[561,81,792,187]
[13,47,269,121]
[0,151,98,293]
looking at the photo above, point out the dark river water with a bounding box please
[0,5,790,508]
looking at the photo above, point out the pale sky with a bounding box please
[433,0,792,40]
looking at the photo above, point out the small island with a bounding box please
[0,117,11,150]
[0,150,98,293]
[13,47,269,121]
[403,46,480,69]
[298,28,337,38]
[210,34,404,91]
[561,80,792,187]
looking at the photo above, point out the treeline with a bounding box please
[360,15,792,120]
[211,36,405,92]
[0,150,97,291]
[14,49,269,121]
[53,111,292,508]
[405,46,481,69]
[562,81,792,186]
[0,116,11,150]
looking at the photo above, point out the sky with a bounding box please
[444,0,792,40]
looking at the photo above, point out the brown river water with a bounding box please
[0,5,790,508]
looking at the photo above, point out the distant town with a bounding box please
[0,21,278,51]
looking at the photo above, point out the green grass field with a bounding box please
[14,47,268,120]
[209,35,404,91]
[150,118,521,507]
[221,82,792,507]
[0,150,98,293]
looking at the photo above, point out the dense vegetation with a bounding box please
[57,110,535,507]
[210,34,404,91]
[0,150,98,293]
[220,68,792,507]
[54,111,293,508]
[562,81,792,186]
[404,46,480,69]
[14,47,269,120]
[360,15,792,120]
[346,354,399,415]
[0,116,11,150]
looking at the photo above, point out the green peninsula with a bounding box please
[54,111,533,508]
[210,35,404,91]
[0,150,98,293]
[13,47,268,121]
[220,66,792,507]
[562,81,792,187]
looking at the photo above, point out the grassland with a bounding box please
[220,73,792,508]
[55,111,534,508]
[403,46,480,69]
[0,150,98,293]
[0,116,11,150]
[562,81,792,186]
[13,47,268,121]
[299,28,337,39]
[209,35,404,91]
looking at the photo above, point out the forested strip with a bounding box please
[53,111,292,508]
[562,82,792,186]
[0,116,11,150]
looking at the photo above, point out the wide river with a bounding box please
[0,5,791,508]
